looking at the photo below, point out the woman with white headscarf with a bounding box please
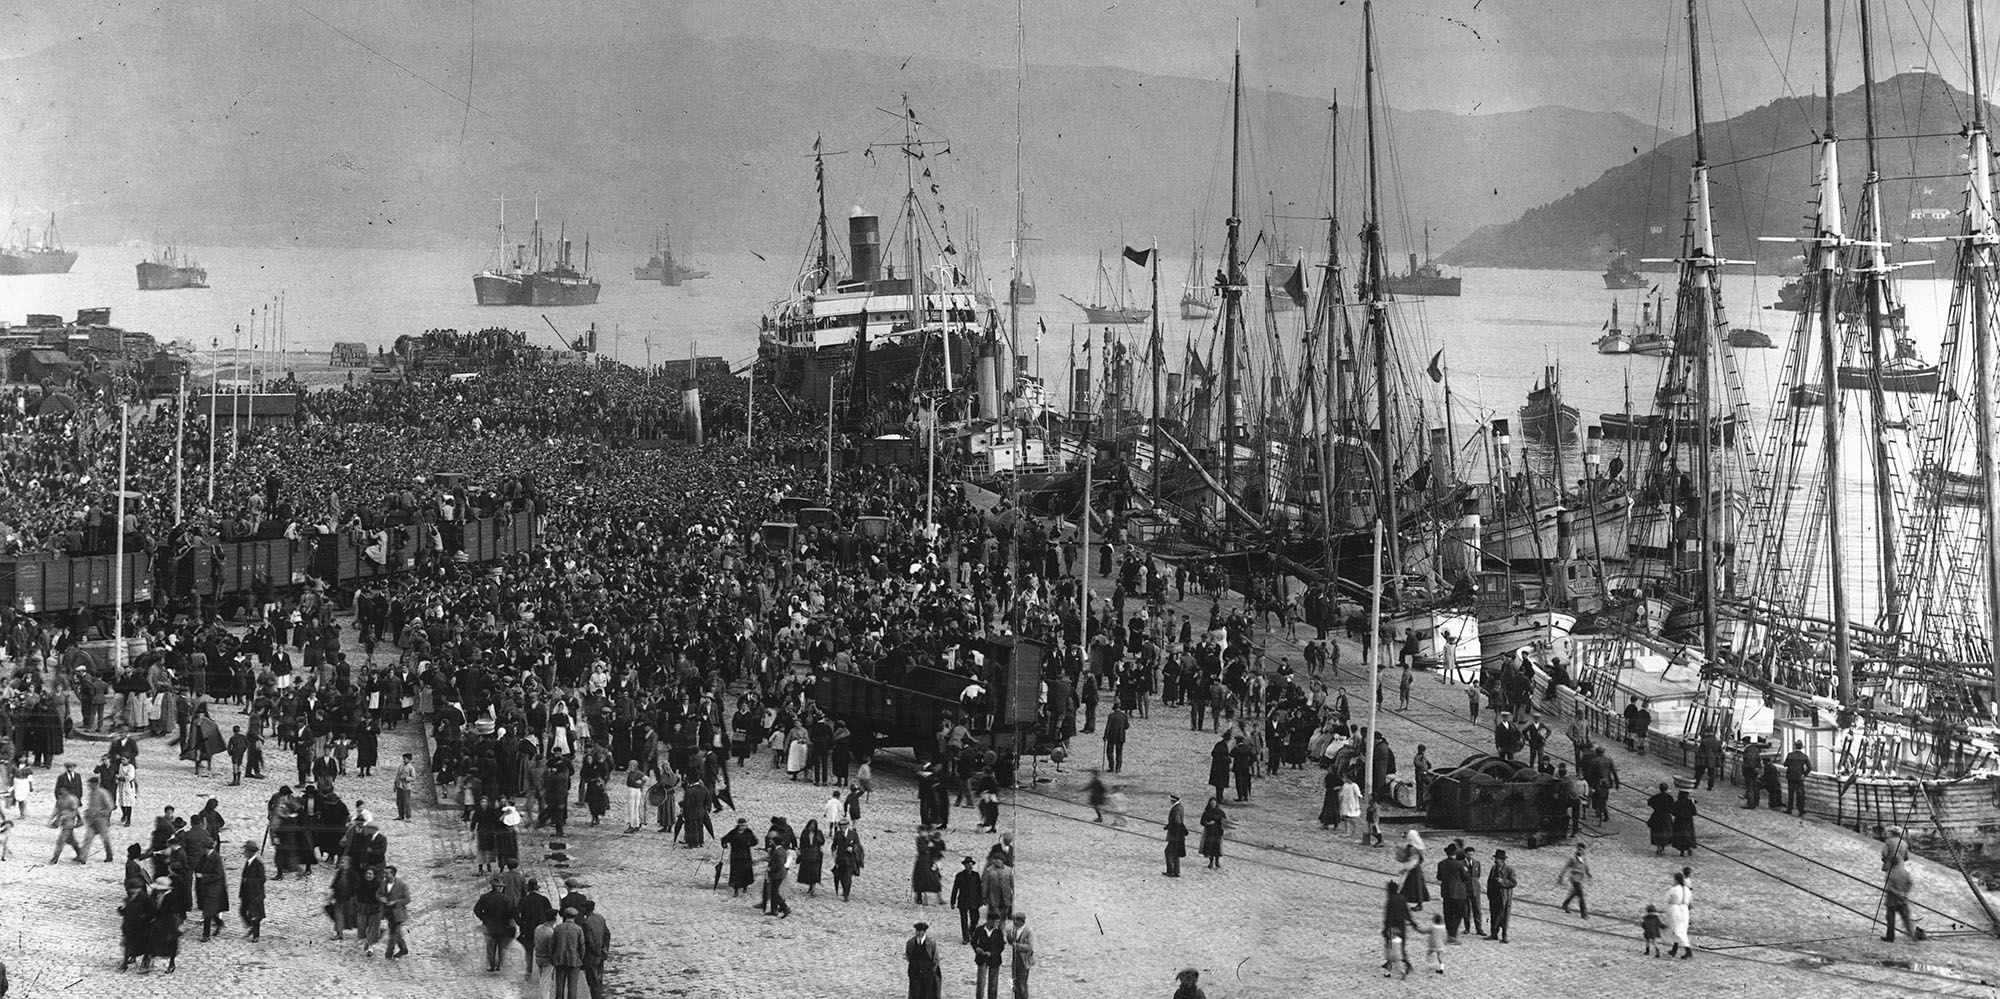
[1397,829,1430,908]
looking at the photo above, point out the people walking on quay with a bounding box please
[1663,871,1693,958]
[1556,842,1592,919]
[1382,881,1415,979]
[1883,858,1920,943]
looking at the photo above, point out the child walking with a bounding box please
[1424,914,1449,974]
[1641,904,1665,957]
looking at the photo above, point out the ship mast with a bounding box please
[1010,0,1025,355]
[1856,0,1903,637]
[1317,95,1345,577]
[1963,0,2000,704]
[1687,0,1721,663]
[1221,34,1244,532]
[494,195,509,268]
[815,141,831,290]
[1810,0,1856,702]
[1362,0,1402,581]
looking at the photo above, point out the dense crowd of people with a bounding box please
[0,324,1948,997]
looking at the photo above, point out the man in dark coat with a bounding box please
[1782,740,1813,815]
[970,909,1007,999]
[549,908,588,999]
[1485,849,1516,943]
[473,877,517,972]
[905,922,942,999]
[1435,844,1469,941]
[1102,706,1128,773]
[1692,729,1725,791]
[1163,795,1188,878]
[517,878,556,973]
[1206,737,1231,802]
[194,842,229,941]
[681,781,713,847]
[950,857,984,943]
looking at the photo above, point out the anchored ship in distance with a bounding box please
[474,197,601,306]
[0,214,78,275]
[135,243,208,290]
[634,223,709,285]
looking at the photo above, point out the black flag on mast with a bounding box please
[1122,246,1154,267]
[1282,265,1308,308]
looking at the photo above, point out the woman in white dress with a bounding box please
[1663,871,1693,958]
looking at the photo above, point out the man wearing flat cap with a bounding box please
[906,921,941,999]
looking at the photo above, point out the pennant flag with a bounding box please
[1282,265,1307,307]
[1426,349,1445,384]
[1122,246,1154,267]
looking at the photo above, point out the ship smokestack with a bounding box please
[849,210,880,284]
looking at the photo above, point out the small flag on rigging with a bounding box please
[1122,246,1154,267]
[1282,265,1307,308]
[1426,349,1445,384]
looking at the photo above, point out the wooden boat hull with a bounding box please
[1478,609,1577,665]
[1483,495,1632,564]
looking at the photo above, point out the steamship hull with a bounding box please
[0,249,78,275]
[759,330,975,409]
[474,272,531,305]
[527,275,602,306]
[136,261,208,290]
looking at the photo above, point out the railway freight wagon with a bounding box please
[0,514,536,615]
[811,635,1055,762]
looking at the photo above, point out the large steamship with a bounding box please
[759,203,994,410]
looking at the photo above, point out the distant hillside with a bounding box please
[0,2,1662,261]
[1443,73,1989,270]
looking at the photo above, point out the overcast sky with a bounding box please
[7,0,1992,121]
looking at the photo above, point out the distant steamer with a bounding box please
[473,197,600,306]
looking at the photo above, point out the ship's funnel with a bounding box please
[849,213,881,284]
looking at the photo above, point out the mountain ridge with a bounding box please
[0,8,1663,265]
[1442,73,1988,271]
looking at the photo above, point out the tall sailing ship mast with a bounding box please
[1621,0,1765,660]
[1887,0,2000,721]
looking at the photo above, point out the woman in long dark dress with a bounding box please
[830,820,864,901]
[911,825,943,903]
[239,842,267,942]
[1199,797,1226,869]
[146,880,181,973]
[1317,767,1342,828]
[1645,783,1676,856]
[1396,830,1429,909]
[119,880,155,970]
[795,819,826,895]
[721,818,758,896]
[1670,791,1699,856]
[494,804,522,868]
[1206,738,1232,802]
[470,796,500,872]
